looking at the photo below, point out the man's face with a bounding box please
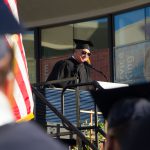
[74,49,91,63]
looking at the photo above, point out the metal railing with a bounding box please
[32,78,106,150]
[32,84,98,150]
[60,81,105,148]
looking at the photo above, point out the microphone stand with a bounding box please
[84,62,108,81]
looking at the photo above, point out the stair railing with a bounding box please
[32,84,98,150]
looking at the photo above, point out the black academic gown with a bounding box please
[0,122,67,150]
[46,57,91,90]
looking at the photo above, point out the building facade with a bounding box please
[18,1,150,85]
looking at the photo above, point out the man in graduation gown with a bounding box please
[46,39,93,90]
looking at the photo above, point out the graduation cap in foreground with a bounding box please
[127,116,150,150]
[90,83,150,127]
[74,39,93,50]
[0,0,24,34]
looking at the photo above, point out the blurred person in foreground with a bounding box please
[91,83,150,150]
[127,115,150,150]
[0,0,67,149]
[46,39,93,90]
[0,36,67,150]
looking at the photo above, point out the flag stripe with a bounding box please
[6,34,34,117]
[13,79,28,117]
[11,96,21,120]
[4,0,34,121]
[18,34,28,71]
[14,38,34,112]
[6,0,28,71]
[6,35,33,115]
[14,61,31,114]
[5,0,19,21]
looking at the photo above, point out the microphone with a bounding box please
[84,61,93,68]
[84,62,108,81]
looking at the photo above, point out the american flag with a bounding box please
[4,0,34,121]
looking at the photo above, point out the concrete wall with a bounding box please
[18,0,150,27]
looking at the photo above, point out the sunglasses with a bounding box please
[81,51,91,57]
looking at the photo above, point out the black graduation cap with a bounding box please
[74,39,93,50]
[0,0,24,34]
[127,116,150,150]
[90,82,150,120]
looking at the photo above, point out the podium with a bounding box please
[34,80,129,149]
[97,81,128,89]
[35,81,128,124]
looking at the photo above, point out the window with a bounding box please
[74,18,108,49]
[74,18,110,81]
[146,7,150,40]
[114,7,150,84]
[114,9,145,46]
[41,25,74,58]
[40,18,110,82]
[22,30,36,83]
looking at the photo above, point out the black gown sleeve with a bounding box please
[46,60,73,88]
